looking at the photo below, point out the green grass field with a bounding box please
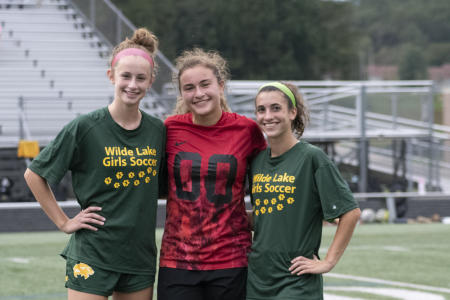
[1,224,449,300]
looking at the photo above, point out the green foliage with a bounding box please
[398,45,427,80]
[356,0,450,68]
[110,0,359,80]
[108,0,450,80]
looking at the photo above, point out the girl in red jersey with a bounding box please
[157,48,266,300]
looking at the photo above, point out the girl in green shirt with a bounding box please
[24,28,165,300]
[247,82,361,300]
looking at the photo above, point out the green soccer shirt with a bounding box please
[247,141,358,300]
[29,107,165,275]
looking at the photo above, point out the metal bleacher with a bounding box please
[222,80,450,193]
[0,0,173,148]
[0,0,109,146]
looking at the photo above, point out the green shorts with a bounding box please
[65,258,154,297]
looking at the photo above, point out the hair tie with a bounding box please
[111,48,154,69]
[258,82,296,107]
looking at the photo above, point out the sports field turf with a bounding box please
[1,223,449,300]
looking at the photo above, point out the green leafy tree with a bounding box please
[398,45,427,80]
[111,0,359,80]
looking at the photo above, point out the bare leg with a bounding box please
[68,288,108,300]
[113,286,153,300]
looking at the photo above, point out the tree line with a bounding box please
[111,0,450,80]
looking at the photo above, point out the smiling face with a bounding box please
[107,55,153,108]
[179,65,224,125]
[255,90,297,140]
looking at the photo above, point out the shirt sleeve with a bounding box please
[314,159,358,221]
[28,124,78,185]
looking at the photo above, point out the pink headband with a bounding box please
[111,48,154,69]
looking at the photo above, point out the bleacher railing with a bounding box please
[67,0,176,95]
[224,80,450,193]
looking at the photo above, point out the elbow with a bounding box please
[24,168,33,184]
[24,168,42,187]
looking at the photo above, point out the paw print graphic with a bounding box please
[278,194,285,201]
[255,210,260,216]
[139,171,145,178]
[277,203,284,211]
[104,177,112,185]
[123,180,130,187]
[116,172,123,180]
[260,207,266,214]
[263,199,269,205]
[271,198,277,205]
[114,182,120,189]
[147,167,152,174]
[145,177,151,183]
[128,172,135,179]
[134,180,140,186]
[255,199,261,206]
[268,207,273,214]
[152,170,157,176]
[287,197,295,204]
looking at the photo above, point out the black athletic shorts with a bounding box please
[157,267,247,300]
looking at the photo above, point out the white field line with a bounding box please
[324,293,365,300]
[325,287,445,300]
[325,273,450,294]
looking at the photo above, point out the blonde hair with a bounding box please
[173,48,231,115]
[257,82,309,137]
[109,28,158,79]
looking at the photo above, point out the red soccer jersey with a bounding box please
[160,112,266,270]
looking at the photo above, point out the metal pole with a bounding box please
[386,196,397,223]
[89,0,96,29]
[116,15,122,45]
[391,94,398,129]
[358,84,367,193]
[427,85,435,190]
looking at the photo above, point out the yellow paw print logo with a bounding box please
[268,207,273,214]
[278,194,285,201]
[139,171,145,178]
[145,177,150,183]
[287,197,295,204]
[152,170,157,176]
[104,177,112,185]
[271,198,277,205]
[128,172,135,179]
[255,210,260,216]
[260,207,266,214]
[114,182,120,189]
[277,203,284,211]
[116,172,123,179]
[263,199,269,205]
[147,167,152,174]
[255,199,261,206]
[123,179,130,187]
[134,180,140,186]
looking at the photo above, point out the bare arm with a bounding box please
[24,168,105,234]
[289,207,361,275]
